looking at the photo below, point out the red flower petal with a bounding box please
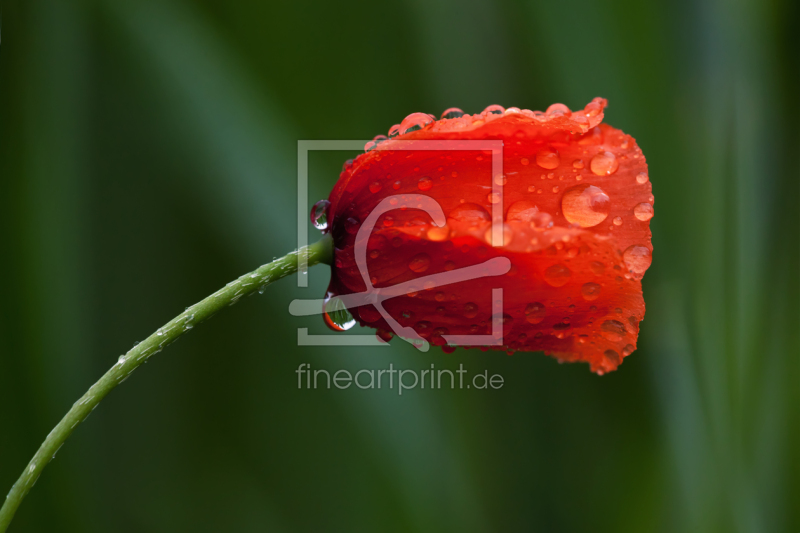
[324,98,652,374]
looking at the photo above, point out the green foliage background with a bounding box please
[1,0,798,531]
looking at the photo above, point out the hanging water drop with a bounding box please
[311,199,331,231]
[323,294,356,331]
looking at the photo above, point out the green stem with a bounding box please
[0,235,333,532]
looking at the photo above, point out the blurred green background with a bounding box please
[1,0,798,531]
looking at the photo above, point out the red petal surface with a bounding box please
[325,98,653,374]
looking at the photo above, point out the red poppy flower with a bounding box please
[318,98,653,374]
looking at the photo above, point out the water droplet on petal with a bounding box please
[418,176,433,191]
[427,225,450,241]
[573,159,585,169]
[408,253,431,273]
[520,157,530,166]
[590,261,605,275]
[388,124,401,137]
[622,344,635,356]
[463,302,479,318]
[415,321,432,336]
[613,216,622,226]
[546,103,570,116]
[544,264,571,287]
[448,203,491,225]
[311,199,331,231]
[323,294,356,331]
[530,211,554,230]
[441,107,464,119]
[622,245,652,276]
[506,201,539,222]
[636,172,649,184]
[487,192,501,204]
[561,184,610,227]
[400,112,434,134]
[536,149,560,169]
[581,282,602,301]
[485,224,513,246]
[634,202,654,221]
[364,135,387,152]
[601,320,626,341]
[590,151,619,175]
[604,349,621,365]
[524,302,546,324]
[369,182,382,193]
[483,104,505,115]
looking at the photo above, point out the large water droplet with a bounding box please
[524,302,546,324]
[581,282,601,301]
[622,245,652,275]
[311,200,331,231]
[561,184,610,227]
[441,107,465,119]
[634,202,654,221]
[408,253,431,273]
[590,151,619,175]
[536,149,560,169]
[448,203,491,225]
[400,112,434,134]
[544,264,571,287]
[323,294,356,331]
[636,172,649,184]
[506,201,540,222]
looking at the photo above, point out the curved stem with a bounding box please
[0,235,333,532]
